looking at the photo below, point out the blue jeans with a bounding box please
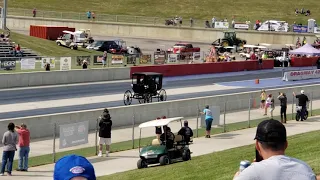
[18,146,30,170]
[1,151,15,174]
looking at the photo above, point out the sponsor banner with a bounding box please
[154,52,166,65]
[214,22,229,29]
[93,55,103,65]
[76,56,91,66]
[60,57,72,71]
[293,25,308,33]
[111,55,124,64]
[140,54,152,64]
[0,59,16,70]
[21,58,36,70]
[234,23,249,30]
[193,52,201,61]
[167,54,178,64]
[314,27,320,34]
[59,121,89,149]
[41,57,55,68]
[283,69,320,81]
[127,55,137,64]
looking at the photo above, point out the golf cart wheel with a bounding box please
[182,149,191,161]
[137,159,148,169]
[57,42,61,46]
[158,89,167,102]
[295,113,300,121]
[144,94,152,103]
[123,90,133,105]
[159,155,170,166]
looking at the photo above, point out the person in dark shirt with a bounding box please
[293,90,309,121]
[82,60,88,69]
[98,108,112,157]
[278,93,287,123]
[178,120,193,144]
[160,126,174,149]
[316,57,320,69]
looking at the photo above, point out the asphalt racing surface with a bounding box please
[0,70,287,120]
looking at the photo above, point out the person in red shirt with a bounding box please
[15,123,30,171]
[15,44,23,56]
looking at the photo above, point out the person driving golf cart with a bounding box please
[178,120,193,145]
[160,126,175,149]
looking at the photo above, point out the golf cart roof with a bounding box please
[259,43,272,46]
[316,35,320,38]
[62,30,75,35]
[139,117,184,128]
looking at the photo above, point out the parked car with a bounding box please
[86,40,126,54]
[167,43,200,54]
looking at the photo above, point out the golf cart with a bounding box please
[137,117,192,169]
[56,31,78,50]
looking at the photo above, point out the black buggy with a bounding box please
[123,72,167,105]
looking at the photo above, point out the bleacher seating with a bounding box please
[0,42,39,58]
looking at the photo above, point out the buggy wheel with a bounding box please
[295,113,300,121]
[182,149,191,161]
[159,155,170,166]
[158,89,167,102]
[138,97,144,104]
[144,93,152,103]
[123,90,133,105]
[137,159,148,169]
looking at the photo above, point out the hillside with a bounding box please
[7,0,320,24]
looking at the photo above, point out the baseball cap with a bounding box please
[54,154,96,180]
[301,90,305,94]
[254,120,287,143]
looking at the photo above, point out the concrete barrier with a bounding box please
[7,16,316,45]
[0,67,130,88]
[1,83,320,139]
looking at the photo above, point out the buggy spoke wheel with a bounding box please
[158,89,167,102]
[123,90,132,105]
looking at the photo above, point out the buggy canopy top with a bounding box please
[138,117,184,129]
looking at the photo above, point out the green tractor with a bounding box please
[212,31,247,48]
[137,117,192,169]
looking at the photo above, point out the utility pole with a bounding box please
[2,0,7,30]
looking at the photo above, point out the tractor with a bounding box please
[211,31,247,51]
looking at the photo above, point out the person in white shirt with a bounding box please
[211,17,216,28]
[233,119,316,180]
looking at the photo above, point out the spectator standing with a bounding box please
[211,17,216,28]
[233,120,316,180]
[190,18,193,27]
[278,93,287,123]
[232,19,235,28]
[16,44,23,57]
[178,120,193,144]
[293,90,309,121]
[44,62,50,71]
[54,154,96,180]
[15,123,30,171]
[316,57,320,69]
[82,60,88,69]
[179,17,182,27]
[86,11,91,20]
[260,90,266,110]
[102,51,107,67]
[98,109,112,157]
[0,123,18,176]
[264,94,273,116]
[32,8,36,17]
[92,12,96,21]
[200,105,213,138]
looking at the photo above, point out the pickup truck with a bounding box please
[167,43,201,54]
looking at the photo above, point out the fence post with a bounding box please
[196,105,199,137]
[53,123,56,163]
[132,114,135,149]
[95,118,98,155]
[248,98,251,128]
[310,92,313,116]
[115,15,118,22]
[79,13,81,20]
[223,101,227,133]
[135,16,138,23]
[291,94,294,120]
[60,12,63,19]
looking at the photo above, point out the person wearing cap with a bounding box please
[233,120,316,180]
[160,126,174,149]
[178,120,193,144]
[200,105,213,138]
[98,109,112,157]
[278,92,287,123]
[54,154,96,180]
[293,90,309,121]
[15,123,30,171]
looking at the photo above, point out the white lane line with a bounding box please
[0,84,241,113]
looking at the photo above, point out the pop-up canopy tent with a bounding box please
[289,43,320,56]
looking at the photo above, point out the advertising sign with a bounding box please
[314,27,320,34]
[59,121,89,149]
[283,69,320,81]
[167,54,178,64]
[76,56,91,66]
[21,58,36,70]
[111,55,124,64]
[293,25,308,33]
[93,55,103,65]
[60,57,72,71]
[0,59,16,70]
[214,22,229,29]
[154,52,166,64]
[234,23,249,30]
[41,57,55,68]
[140,54,152,64]
[193,52,201,61]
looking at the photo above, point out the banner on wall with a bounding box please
[60,57,72,71]
[283,69,320,81]
[21,58,35,70]
[154,52,166,64]
[111,55,124,64]
[167,54,178,64]
[214,22,229,29]
[140,54,152,64]
[41,57,55,68]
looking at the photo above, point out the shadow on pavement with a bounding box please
[214,133,240,139]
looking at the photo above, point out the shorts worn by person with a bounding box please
[54,154,96,180]
[98,109,112,157]
[201,105,213,138]
[233,120,316,180]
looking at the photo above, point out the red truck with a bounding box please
[167,42,201,54]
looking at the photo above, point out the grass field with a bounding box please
[6,108,320,171]
[8,0,320,24]
[99,130,320,180]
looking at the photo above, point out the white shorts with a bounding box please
[99,137,111,145]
